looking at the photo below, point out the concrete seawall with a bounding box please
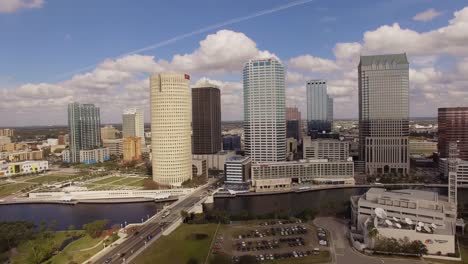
[215,183,452,198]
[0,197,178,206]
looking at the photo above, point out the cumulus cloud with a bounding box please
[0,29,275,124]
[280,7,468,118]
[0,0,43,13]
[169,30,277,74]
[413,8,442,22]
[3,7,468,125]
[287,55,340,73]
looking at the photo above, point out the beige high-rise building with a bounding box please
[123,137,142,162]
[0,129,14,137]
[101,125,119,140]
[150,73,192,186]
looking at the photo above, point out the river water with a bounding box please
[1,187,466,230]
[213,186,468,218]
[0,202,165,230]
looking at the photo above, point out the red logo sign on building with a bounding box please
[184,74,190,80]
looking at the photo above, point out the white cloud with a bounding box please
[287,55,340,73]
[0,0,43,14]
[4,6,468,125]
[413,8,442,22]
[169,30,277,74]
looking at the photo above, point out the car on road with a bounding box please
[104,257,112,263]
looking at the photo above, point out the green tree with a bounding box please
[181,210,189,220]
[0,221,35,252]
[83,219,108,238]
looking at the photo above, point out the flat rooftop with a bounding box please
[366,188,438,202]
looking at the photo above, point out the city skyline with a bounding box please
[1,1,468,126]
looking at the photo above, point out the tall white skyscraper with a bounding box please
[358,53,410,175]
[243,58,286,162]
[306,80,333,134]
[122,107,146,151]
[150,73,192,186]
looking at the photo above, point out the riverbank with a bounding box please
[215,183,451,198]
[0,197,177,206]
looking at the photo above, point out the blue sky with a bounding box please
[1,0,468,126]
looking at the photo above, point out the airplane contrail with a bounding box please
[55,0,316,80]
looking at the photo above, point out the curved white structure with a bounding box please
[150,73,192,186]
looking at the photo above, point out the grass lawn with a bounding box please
[128,179,145,187]
[111,177,145,186]
[11,231,70,264]
[0,183,34,197]
[92,176,126,185]
[25,174,78,184]
[134,223,218,264]
[48,234,103,264]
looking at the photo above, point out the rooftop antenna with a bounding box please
[448,141,459,205]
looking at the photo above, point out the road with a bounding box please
[92,180,218,264]
[314,217,429,264]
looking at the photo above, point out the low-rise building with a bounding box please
[62,148,110,164]
[224,155,251,191]
[193,150,236,171]
[0,160,49,177]
[0,150,43,162]
[438,158,468,184]
[0,143,28,152]
[192,158,207,178]
[251,158,354,191]
[303,137,349,161]
[352,188,456,255]
[103,138,123,157]
[351,188,457,233]
[255,178,291,192]
[0,136,11,145]
[409,140,437,156]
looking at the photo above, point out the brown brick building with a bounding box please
[438,107,468,160]
[192,85,221,154]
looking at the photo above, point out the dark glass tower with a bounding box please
[192,85,221,154]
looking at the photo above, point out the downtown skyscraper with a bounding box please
[67,102,101,163]
[192,83,221,154]
[438,107,468,161]
[243,58,286,162]
[150,73,192,186]
[122,107,146,151]
[358,53,410,175]
[306,80,333,135]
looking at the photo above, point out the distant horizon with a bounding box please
[0,117,439,129]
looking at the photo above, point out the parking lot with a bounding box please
[212,219,330,263]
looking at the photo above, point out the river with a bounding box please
[0,202,167,230]
[1,186,467,230]
[213,186,468,218]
